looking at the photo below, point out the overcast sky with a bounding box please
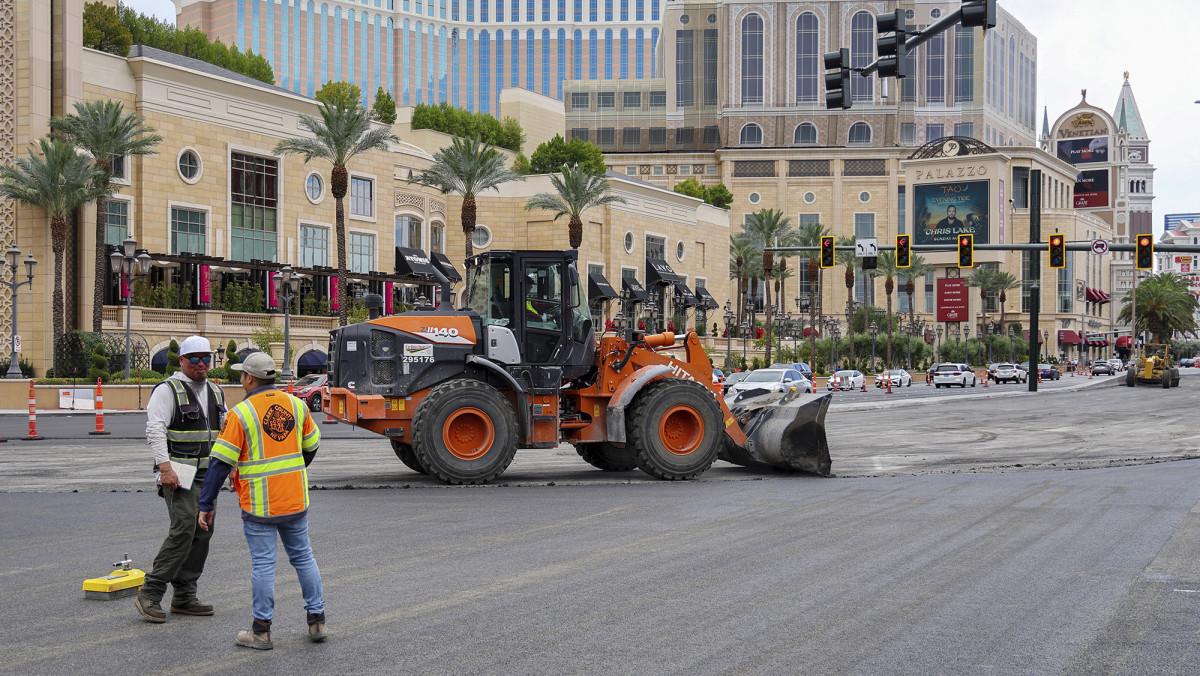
[122,0,1200,230]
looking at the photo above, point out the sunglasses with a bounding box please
[186,355,213,365]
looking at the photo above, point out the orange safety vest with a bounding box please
[211,388,320,519]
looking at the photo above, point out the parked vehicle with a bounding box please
[874,369,912,388]
[1037,363,1062,381]
[727,369,813,396]
[712,368,725,385]
[932,363,976,388]
[992,363,1026,384]
[720,371,749,395]
[1090,361,1115,376]
[277,373,328,411]
[770,362,813,378]
[827,370,865,391]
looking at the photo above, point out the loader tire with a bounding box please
[391,439,428,475]
[412,380,518,485]
[627,379,721,481]
[575,442,637,472]
[1126,369,1136,387]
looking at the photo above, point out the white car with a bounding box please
[874,369,912,388]
[726,369,813,396]
[933,363,977,388]
[992,363,1027,384]
[827,370,864,391]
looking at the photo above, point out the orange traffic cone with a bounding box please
[89,378,110,435]
[886,378,893,394]
[24,379,42,441]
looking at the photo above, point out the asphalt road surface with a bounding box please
[2,371,1199,674]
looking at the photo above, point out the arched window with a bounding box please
[740,13,764,105]
[795,12,818,104]
[848,122,871,145]
[794,122,817,146]
[850,11,873,103]
[740,123,763,146]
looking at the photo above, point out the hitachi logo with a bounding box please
[667,362,695,381]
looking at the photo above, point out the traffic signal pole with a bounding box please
[1028,170,1042,393]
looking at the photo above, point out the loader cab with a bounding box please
[465,250,594,379]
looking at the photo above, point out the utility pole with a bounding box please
[1028,170,1041,393]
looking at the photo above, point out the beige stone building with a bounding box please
[3,0,726,375]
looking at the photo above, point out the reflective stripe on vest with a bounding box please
[228,392,310,519]
[164,379,223,458]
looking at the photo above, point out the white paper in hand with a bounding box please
[170,461,198,490]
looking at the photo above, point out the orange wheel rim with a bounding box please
[658,405,704,456]
[442,408,495,460]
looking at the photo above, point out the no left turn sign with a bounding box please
[1091,239,1109,255]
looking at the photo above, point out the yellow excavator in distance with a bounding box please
[1125,344,1181,389]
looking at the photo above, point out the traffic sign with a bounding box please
[855,237,878,258]
[12,335,20,353]
[1091,239,1109,255]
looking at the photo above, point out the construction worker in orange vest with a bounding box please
[197,352,325,650]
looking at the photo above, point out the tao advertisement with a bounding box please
[1056,137,1108,165]
[937,278,969,323]
[913,180,989,246]
[1073,169,1110,209]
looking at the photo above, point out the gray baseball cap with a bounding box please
[231,352,278,379]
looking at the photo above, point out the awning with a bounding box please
[1085,287,1112,305]
[674,283,698,308]
[694,286,720,310]
[394,247,441,279]
[431,252,463,283]
[1022,330,1044,344]
[646,258,684,286]
[1058,330,1082,345]
[622,277,649,302]
[588,272,618,302]
[803,326,820,338]
[298,350,327,367]
[1116,336,1134,347]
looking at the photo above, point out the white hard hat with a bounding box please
[178,336,212,356]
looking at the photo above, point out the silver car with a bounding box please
[727,369,813,397]
[992,363,1026,384]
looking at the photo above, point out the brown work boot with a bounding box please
[134,594,167,623]
[171,599,215,616]
[307,612,327,642]
[235,618,273,650]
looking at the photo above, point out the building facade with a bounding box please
[1157,221,1200,336]
[173,0,667,115]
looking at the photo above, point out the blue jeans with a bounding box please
[242,514,325,622]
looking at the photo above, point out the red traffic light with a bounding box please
[1139,236,1151,246]
[1050,236,1062,246]
[959,236,970,247]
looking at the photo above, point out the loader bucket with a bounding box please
[720,389,832,476]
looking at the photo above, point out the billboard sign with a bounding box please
[937,278,970,323]
[913,180,990,246]
[1056,137,1109,165]
[1073,170,1110,209]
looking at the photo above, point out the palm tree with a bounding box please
[796,222,830,365]
[868,251,899,368]
[275,100,397,325]
[836,235,859,370]
[523,163,627,249]
[1117,273,1199,343]
[993,271,1020,335]
[743,208,798,310]
[899,255,933,325]
[50,99,162,333]
[0,138,105,351]
[965,265,1002,335]
[410,135,524,262]
[729,233,761,330]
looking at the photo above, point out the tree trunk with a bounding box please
[462,193,477,259]
[92,196,106,333]
[51,217,68,358]
[568,214,583,249]
[330,164,349,326]
[763,266,772,364]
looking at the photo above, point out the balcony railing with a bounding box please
[103,305,338,346]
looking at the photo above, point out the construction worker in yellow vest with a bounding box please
[197,352,325,650]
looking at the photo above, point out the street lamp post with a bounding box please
[869,321,878,373]
[1,245,36,379]
[964,326,972,366]
[740,319,749,366]
[1008,324,1016,363]
[723,301,735,371]
[936,325,943,362]
[274,265,304,381]
[108,237,152,380]
[1044,330,1050,363]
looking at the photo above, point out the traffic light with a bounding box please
[957,234,974,268]
[820,235,835,268]
[961,0,997,30]
[1048,234,1065,269]
[824,48,851,110]
[876,10,910,79]
[896,234,911,267]
[1136,235,1153,270]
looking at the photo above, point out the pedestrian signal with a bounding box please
[820,236,835,268]
[957,234,974,268]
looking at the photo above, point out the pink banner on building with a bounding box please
[121,276,130,299]
[268,271,279,308]
[385,282,394,314]
[199,265,211,303]
[330,276,339,310]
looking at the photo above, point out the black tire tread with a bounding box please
[576,442,637,472]
[411,379,518,485]
[627,379,721,481]
[391,439,428,474]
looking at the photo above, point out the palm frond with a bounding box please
[0,138,105,219]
